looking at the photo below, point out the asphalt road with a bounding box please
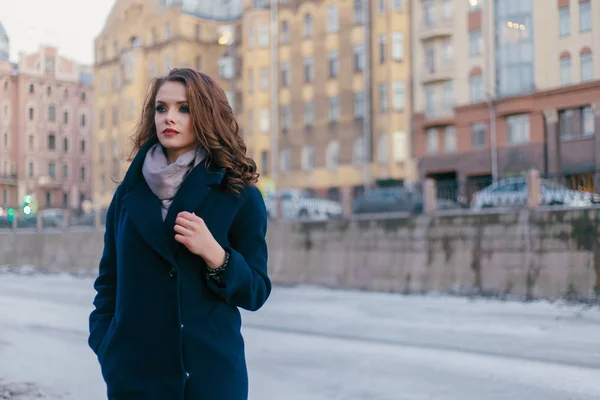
[1,272,599,400]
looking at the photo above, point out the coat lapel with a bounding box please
[164,160,226,253]
[122,178,177,266]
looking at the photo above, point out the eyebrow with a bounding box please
[155,100,188,105]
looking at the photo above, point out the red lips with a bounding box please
[162,128,179,137]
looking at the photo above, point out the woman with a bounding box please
[88,68,271,400]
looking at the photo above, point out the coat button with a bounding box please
[169,268,177,278]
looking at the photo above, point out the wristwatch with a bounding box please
[206,249,230,284]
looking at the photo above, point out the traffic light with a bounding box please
[23,195,33,215]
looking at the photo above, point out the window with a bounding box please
[426,128,438,154]
[442,82,453,110]
[444,126,457,153]
[326,141,340,169]
[378,134,388,163]
[469,30,482,56]
[258,25,268,47]
[441,39,452,63]
[506,114,530,145]
[63,164,69,179]
[379,35,386,63]
[63,111,69,124]
[63,193,68,208]
[379,83,388,113]
[581,53,593,82]
[378,0,385,13]
[353,137,364,165]
[469,75,484,103]
[354,45,365,72]
[248,69,254,92]
[354,0,364,24]
[248,27,254,48]
[48,134,56,150]
[28,107,34,121]
[218,56,234,79]
[302,146,314,171]
[63,138,68,153]
[559,7,570,36]
[281,21,290,43]
[392,0,403,12]
[28,162,34,177]
[280,148,291,172]
[304,102,314,127]
[560,57,572,85]
[281,62,290,87]
[81,140,86,154]
[281,105,290,132]
[580,1,591,32]
[29,84,34,93]
[45,192,51,207]
[559,109,575,138]
[259,67,268,90]
[425,85,435,115]
[328,51,339,78]
[259,108,269,132]
[304,14,313,37]
[582,106,595,137]
[391,32,404,61]
[304,57,313,82]
[329,97,339,122]
[164,23,171,40]
[327,6,339,33]
[29,135,34,151]
[80,166,86,181]
[392,82,405,111]
[81,114,87,127]
[48,106,56,122]
[260,151,269,175]
[393,131,407,162]
[354,92,365,118]
[48,162,56,178]
[112,106,119,125]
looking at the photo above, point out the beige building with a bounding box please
[92,0,242,208]
[411,0,600,196]
[240,0,415,210]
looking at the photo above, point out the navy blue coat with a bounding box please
[88,138,271,400]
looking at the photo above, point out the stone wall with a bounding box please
[1,208,599,300]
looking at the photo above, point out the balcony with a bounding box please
[418,15,454,40]
[425,103,454,121]
[420,61,454,84]
[0,174,17,185]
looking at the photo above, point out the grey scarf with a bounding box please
[142,143,206,220]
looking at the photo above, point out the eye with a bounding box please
[155,105,166,113]
[179,105,190,113]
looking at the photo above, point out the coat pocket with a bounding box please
[97,317,117,364]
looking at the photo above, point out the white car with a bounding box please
[471,177,600,209]
[264,189,343,221]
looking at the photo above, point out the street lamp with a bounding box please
[472,0,498,184]
[218,25,236,113]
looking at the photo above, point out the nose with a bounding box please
[166,109,176,124]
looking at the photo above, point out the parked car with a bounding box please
[352,187,463,215]
[471,177,600,209]
[264,189,343,221]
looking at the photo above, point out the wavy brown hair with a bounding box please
[129,68,258,194]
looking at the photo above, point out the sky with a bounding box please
[0,0,116,65]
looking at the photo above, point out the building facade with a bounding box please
[411,0,600,197]
[0,45,93,212]
[92,0,243,207]
[240,0,415,211]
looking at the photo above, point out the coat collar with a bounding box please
[121,137,227,263]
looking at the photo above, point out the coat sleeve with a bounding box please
[205,185,272,311]
[88,189,119,354]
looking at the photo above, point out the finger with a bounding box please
[175,234,188,244]
[175,217,196,231]
[174,224,193,236]
[179,211,204,224]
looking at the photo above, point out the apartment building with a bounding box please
[92,0,242,208]
[0,43,93,212]
[241,0,414,210]
[412,0,600,197]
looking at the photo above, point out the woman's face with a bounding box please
[154,80,198,163]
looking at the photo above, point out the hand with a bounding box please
[174,212,226,269]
